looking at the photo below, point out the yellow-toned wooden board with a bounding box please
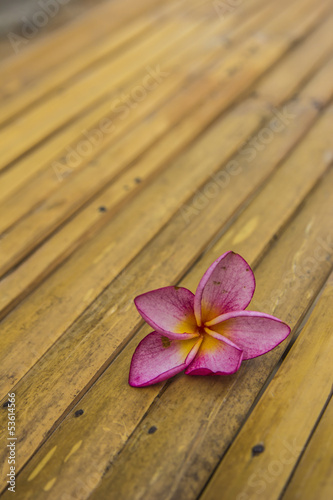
[83,172,333,500]
[0,0,280,216]
[0,97,270,393]
[255,13,333,105]
[0,0,268,205]
[0,15,152,126]
[267,0,330,42]
[1,0,328,368]
[199,273,333,500]
[4,159,332,500]
[0,0,170,102]
[282,395,333,500]
[0,6,208,171]
[0,98,332,492]
[0,67,331,395]
[3,8,326,214]
[0,0,268,209]
[0,0,323,173]
[0,0,270,222]
[1,48,333,320]
[0,0,209,127]
[0,30,211,205]
[0,1,330,497]
[0,0,326,274]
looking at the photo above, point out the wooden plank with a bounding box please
[282,394,333,500]
[0,98,271,392]
[0,0,266,203]
[1,46,333,321]
[2,11,331,382]
[0,0,277,208]
[0,0,267,205]
[0,57,331,390]
[0,0,321,176]
[3,149,333,500]
[79,172,333,500]
[0,1,331,499]
[0,0,207,126]
[0,0,269,214]
[0,0,169,101]
[0,95,332,492]
[0,15,156,126]
[1,27,290,243]
[199,272,333,500]
[255,13,333,105]
[0,0,327,275]
[0,1,211,171]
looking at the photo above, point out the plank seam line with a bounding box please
[5,140,333,491]
[278,389,333,500]
[1,10,331,281]
[0,0,327,178]
[0,0,211,129]
[1,94,331,382]
[197,264,333,499]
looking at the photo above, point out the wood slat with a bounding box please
[0,0,169,102]
[0,94,332,492]
[2,15,332,395]
[255,13,333,104]
[0,0,213,171]
[0,14,153,126]
[199,272,333,500]
[0,0,328,277]
[0,96,271,395]
[4,149,332,500]
[0,0,270,220]
[1,45,332,394]
[1,44,333,321]
[0,0,267,205]
[83,171,333,500]
[282,393,333,500]
[0,0,210,127]
[0,0,332,497]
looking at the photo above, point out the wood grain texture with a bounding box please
[0,0,275,234]
[0,0,328,279]
[0,0,332,497]
[2,6,332,318]
[200,271,333,500]
[0,96,270,394]
[282,392,333,500]
[0,0,289,236]
[4,0,328,390]
[0,0,269,203]
[0,98,332,497]
[5,154,332,500]
[0,0,162,87]
[0,18,196,170]
[83,148,333,500]
[0,0,202,121]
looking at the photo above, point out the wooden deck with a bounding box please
[0,0,332,498]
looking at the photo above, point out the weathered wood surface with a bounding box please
[0,0,332,498]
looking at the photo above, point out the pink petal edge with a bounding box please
[194,252,256,326]
[129,332,202,387]
[134,286,199,340]
[206,310,291,360]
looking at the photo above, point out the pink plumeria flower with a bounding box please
[129,251,290,387]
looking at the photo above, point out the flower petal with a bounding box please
[185,334,243,376]
[207,311,291,359]
[129,332,202,387]
[134,286,199,339]
[194,251,256,325]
